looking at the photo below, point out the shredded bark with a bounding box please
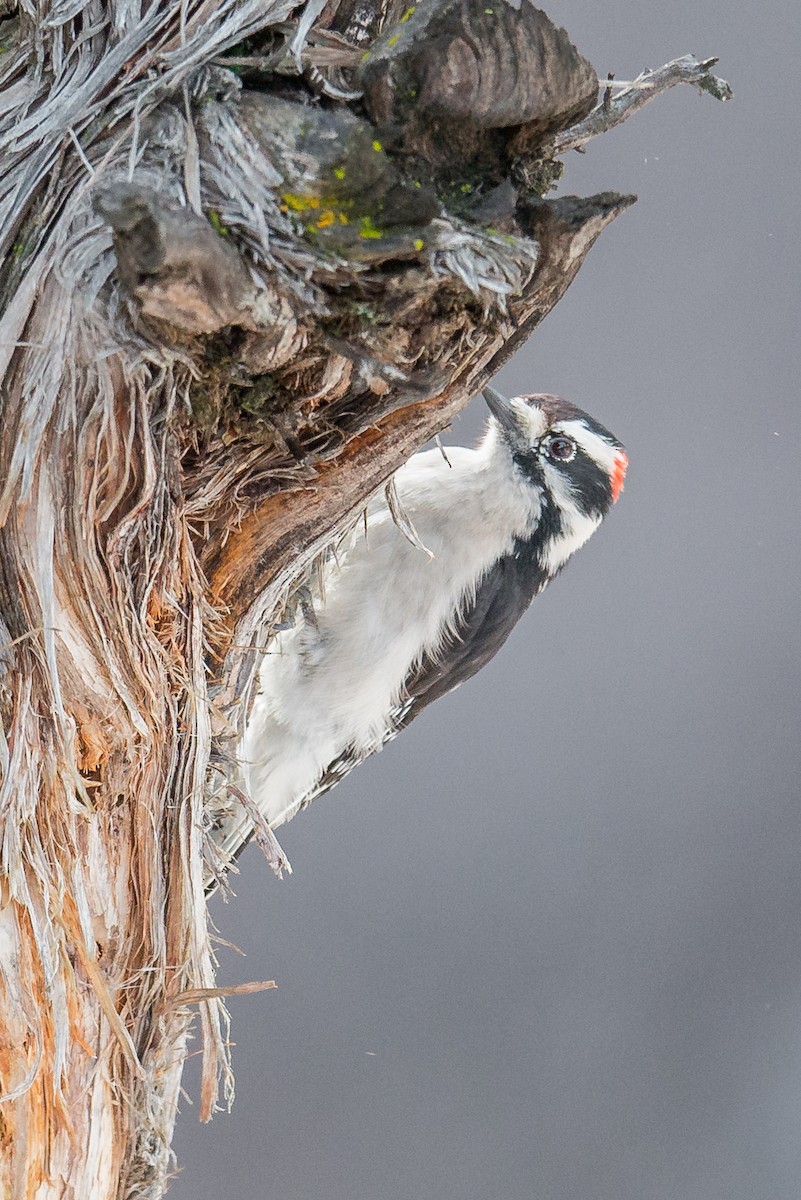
[0,0,730,1192]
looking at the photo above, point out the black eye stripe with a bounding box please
[510,418,620,520]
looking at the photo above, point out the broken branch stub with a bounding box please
[95,183,259,335]
[547,54,733,155]
[357,0,598,182]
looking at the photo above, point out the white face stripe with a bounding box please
[540,461,601,533]
[552,417,622,475]
[538,454,603,574]
[539,508,602,572]
[508,397,549,442]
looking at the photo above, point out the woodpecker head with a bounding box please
[483,387,627,572]
[484,387,627,515]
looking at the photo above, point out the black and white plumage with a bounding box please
[227,388,627,855]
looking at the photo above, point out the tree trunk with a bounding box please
[0,0,729,1193]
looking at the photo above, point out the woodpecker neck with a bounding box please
[507,502,564,597]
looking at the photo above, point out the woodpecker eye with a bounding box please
[543,434,577,463]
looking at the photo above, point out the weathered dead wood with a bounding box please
[0,0,730,1192]
[357,0,598,178]
[548,54,733,154]
[95,183,265,335]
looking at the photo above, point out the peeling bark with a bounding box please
[0,0,730,1192]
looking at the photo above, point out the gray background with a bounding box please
[173,1,801,1197]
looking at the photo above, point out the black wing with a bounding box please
[398,542,549,730]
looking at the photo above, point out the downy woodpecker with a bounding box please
[231,388,627,852]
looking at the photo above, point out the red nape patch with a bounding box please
[610,452,628,504]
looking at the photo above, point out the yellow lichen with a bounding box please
[283,192,321,212]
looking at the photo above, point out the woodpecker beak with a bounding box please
[482,386,521,442]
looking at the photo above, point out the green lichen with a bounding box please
[226,36,255,57]
[189,332,283,437]
[358,215,384,240]
[188,345,235,434]
[239,376,277,416]
[350,301,380,322]
[434,174,488,216]
[511,154,565,197]
[208,209,228,237]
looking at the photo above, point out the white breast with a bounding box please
[242,427,539,829]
